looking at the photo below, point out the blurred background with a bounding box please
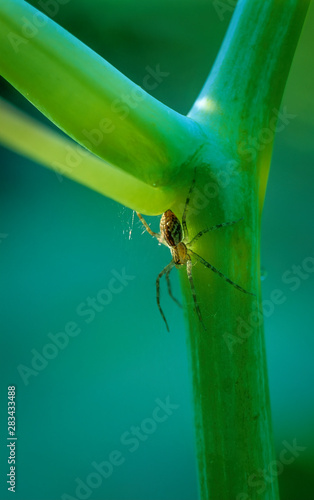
[0,1,313,499]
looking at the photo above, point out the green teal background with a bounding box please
[1,1,314,499]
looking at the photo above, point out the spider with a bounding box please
[136,173,255,331]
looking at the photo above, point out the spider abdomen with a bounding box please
[160,210,182,247]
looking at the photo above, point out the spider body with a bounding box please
[160,210,183,247]
[160,210,189,266]
[136,172,255,331]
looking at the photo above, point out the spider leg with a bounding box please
[189,249,255,296]
[136,212,168,246]
[186,259,206,330]
[182,168,197,240]
[156,262,175,332]
[165,266,182,309]
[188,218,244,246]
[136,212,159,239]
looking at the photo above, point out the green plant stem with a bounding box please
[176,1,311,499]
[0,97,174,214]
[0,0,203,187]
[175,162,274,500]
[189,0,311,210]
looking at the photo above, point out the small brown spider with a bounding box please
[136,175,254,331]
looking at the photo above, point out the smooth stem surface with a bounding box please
[176,163,274,499]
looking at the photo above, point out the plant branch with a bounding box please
[189,0,311,205]
[0,0,203,187]
[0,97,174,214]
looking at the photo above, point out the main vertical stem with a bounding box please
[180,1,311,497]
[175,162,278,499]
[187,290,275,500]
